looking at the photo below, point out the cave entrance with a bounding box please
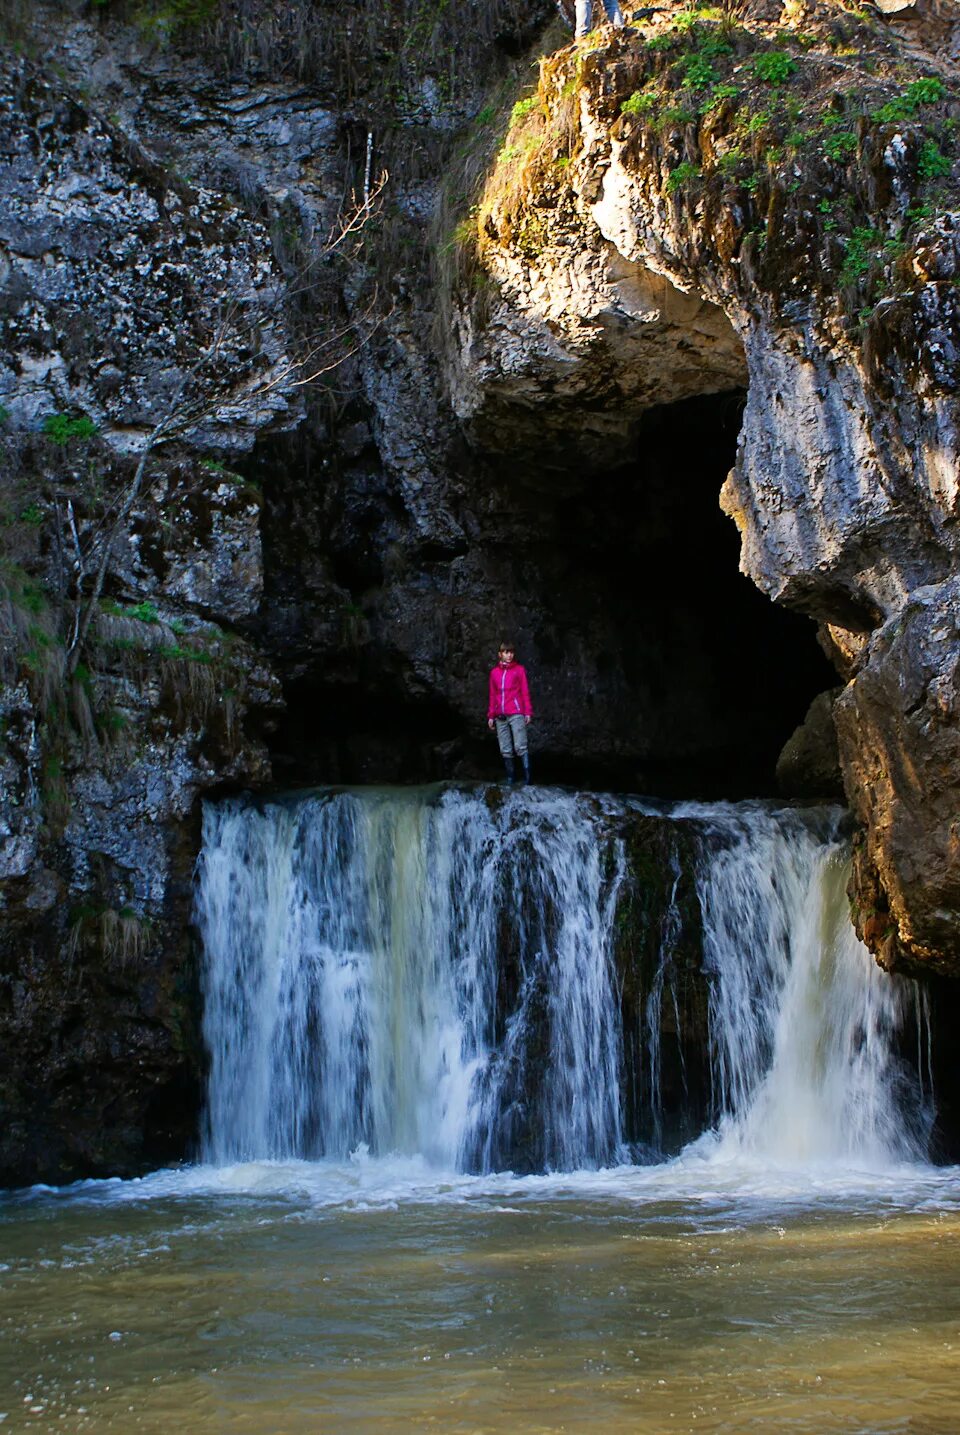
[256,389,837,800]
[482,388,838,798]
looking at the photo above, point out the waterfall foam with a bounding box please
[197,787,932,1174]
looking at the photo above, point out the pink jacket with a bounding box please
[488,661,533,720]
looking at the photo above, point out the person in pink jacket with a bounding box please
[487,641,533,785]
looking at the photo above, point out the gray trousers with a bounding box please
[494,714,528,759]
[575,0,623,36]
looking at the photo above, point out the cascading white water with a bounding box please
[198,787,627,1171]
[197,787,932,1173]
[680,802,932,1164]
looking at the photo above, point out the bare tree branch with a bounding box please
[63,180,389,676]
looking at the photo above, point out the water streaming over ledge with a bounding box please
[197,787,932,1174]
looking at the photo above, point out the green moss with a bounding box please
[127,601,160,624]
[134,0,218,39]
[659,105,696,129]
[158,644,215,664]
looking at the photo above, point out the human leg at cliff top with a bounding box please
[574,0,623,38]
[495,715,529,784]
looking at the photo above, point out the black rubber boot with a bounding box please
[520,752,531,785]
[503,755,516,786]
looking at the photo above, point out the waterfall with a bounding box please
[678,802,932,1164]
[197,787,932,1173]
[198,788,627,1171]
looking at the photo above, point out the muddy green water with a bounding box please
[3,1158,960,1434]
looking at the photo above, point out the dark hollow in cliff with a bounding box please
[255,390,836,799]
[471,389,839,797]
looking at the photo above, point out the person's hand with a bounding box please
[524,716,531,725]
[488,718,494,730]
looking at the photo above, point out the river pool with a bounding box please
[3,1153,960,1434]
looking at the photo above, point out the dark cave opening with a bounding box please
[493,388,839,797]
[258,390,838,799]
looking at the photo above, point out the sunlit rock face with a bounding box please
[449,0,960,973]
[449,234,747,468]
[835,578,960,976]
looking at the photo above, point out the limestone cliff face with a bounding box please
[1,0,959,1182]
[450,0,960,975]
[0,38,290,1182]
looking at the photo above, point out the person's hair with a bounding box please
[498,640,516,654]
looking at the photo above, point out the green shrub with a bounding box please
[717,147,746,172]
[665,161,700,193]
[704,83,739,108]
[510,96,539,126]
[753,51,796,85]
[872,98,910,124]
[677,53,718,89]
[128,601,160,624]
[42,413,97,445]
[621,89,658,116]
[872,78,948,126]
[918,139,951,180]
[745,110,773,135]
[906,77,946,107]
[823,130,858,162]
[838,226,905,287]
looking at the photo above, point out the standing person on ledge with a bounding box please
[487,641,533,785]
[575,0,623,40]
